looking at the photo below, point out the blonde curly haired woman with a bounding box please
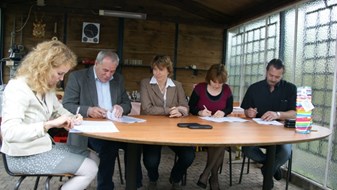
[1,40,99,190]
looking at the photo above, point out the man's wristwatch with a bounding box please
[276,111,281,118]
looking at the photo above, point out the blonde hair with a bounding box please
[150,55,173,77]
[16,40,77,94]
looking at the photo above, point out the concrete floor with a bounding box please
[0,146,304,190]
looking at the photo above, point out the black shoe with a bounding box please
[197,174,207,189]
[197,180,207,189]
[273,167,282,181]
[209,178,220,190]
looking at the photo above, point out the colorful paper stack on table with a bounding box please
[295,86,314,134]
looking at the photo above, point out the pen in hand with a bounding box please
[76,106,80,116]
[247,107,258,118]
[73,107,83,125]
[202,105,212,117]
[252,108,258,113]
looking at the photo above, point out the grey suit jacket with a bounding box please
[62,66,131,147]
[140,77,189,115]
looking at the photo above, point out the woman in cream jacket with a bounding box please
[1,40,98,190]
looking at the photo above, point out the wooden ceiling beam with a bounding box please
[157,0,232,26]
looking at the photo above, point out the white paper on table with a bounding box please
[252,118,283,126]
[69,120,119,133]
[233,106,244,112]
[199,116,248,123]
[106,109,146,123]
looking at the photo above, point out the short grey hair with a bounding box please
[96,50,119,65]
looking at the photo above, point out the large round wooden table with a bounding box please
[82,115,331,190]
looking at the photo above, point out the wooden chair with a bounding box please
[238,150,293,190]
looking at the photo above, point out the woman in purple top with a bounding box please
[188,64,233,190]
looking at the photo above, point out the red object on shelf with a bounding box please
[81,58,95,65]
[53,130,68,143]
[54,136,68,143]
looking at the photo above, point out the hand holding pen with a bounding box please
[73,107,83,125]
[198,105,212,117]
[246,107,258,118]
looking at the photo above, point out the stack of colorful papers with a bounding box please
[296,86,314,133]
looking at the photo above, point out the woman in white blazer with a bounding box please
[1,40,98,190]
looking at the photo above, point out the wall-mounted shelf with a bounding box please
[121,64,207,76]
[122,64,150,68]
[175,66,208,76]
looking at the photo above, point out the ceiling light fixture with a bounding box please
[99,10,147,20]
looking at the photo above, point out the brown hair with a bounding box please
[150,55,173,77]
[205,64,228,84]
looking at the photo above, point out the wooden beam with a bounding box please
[157,0,232,25]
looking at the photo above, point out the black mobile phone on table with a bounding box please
[284,119,296,128]
[177,123,199,127]
[188,124,213,129]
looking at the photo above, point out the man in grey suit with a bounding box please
[63,50,143,190]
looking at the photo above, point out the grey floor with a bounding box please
[0,146,304,190]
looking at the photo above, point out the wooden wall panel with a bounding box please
[123,20,176,66]
[121,66,152,92]
[122,20,176,93]
[177,24,224,70]
[175,69,208,97]
[66,13,119,61]
[2,8,66,83]
[1,5,224,97]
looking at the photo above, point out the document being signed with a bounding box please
[70,120,119,133]
[199,116,248,123]
[106,110,146,123]
[252,118,283,126]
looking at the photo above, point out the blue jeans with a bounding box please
[88,138,143,190]
[242,144,292,174]
[143,145,195,183]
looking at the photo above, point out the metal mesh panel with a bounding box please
[292,1,337,188]
[227,0,337,188]
[227,17,279,102]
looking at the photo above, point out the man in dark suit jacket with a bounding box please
[63,50,142,189]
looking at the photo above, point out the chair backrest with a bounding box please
[233,101,240,107]
[1,129,17,176]
[1,128,15,176]
[129,102,141,115]
[2,151,18,176]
